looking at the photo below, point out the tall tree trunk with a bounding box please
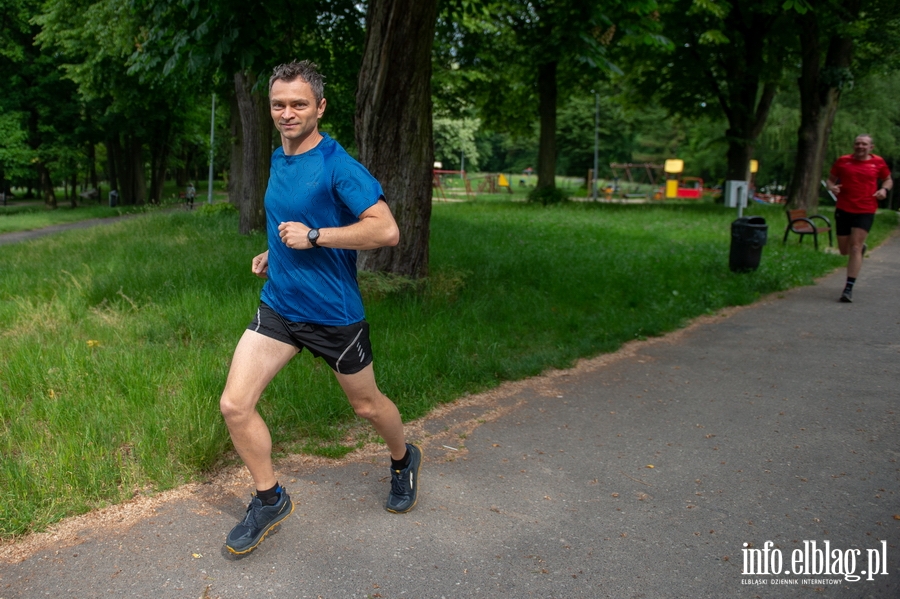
[786,1,859,210]
[356,0,438,278]
[175,147,188,188]
[86,141,99,202]
[148,124,171,205]
[696,9,779,182]
[105,136,121,201]
[69,172,77,208]
[723,82,776,181]
[234,70,271,234]
[38,162,56,208]
[120,135,147,205]
[536,61,558,189]
[228,92,244,208]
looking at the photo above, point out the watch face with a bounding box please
[308,229,319,245]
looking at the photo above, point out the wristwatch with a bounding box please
[307,228,320,248]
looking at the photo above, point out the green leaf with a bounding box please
[698,29,730,45]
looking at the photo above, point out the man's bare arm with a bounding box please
[875,175,893,200]
[277,199,400,250]
[252,250,269,278]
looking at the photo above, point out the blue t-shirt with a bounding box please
[260,134,383,325]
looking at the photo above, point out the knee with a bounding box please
[220,391,253,424]
[349,391,387,421]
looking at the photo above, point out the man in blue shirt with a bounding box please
[220,61,422,555]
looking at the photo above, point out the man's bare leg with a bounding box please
[838,227,869,301]
[336,363,422,513]
[220,330,298,490]
[335,364,407,460]
[841,227,869,278]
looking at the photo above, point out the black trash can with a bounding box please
[729,216,767,272]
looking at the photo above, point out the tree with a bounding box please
[131,0,365,232]
[0,112,32,195]
[36,0,203,206]
[785,0,900,210]
[0,0,85,206]
[441,0,663,191]
[433,115,481,171]
[355,0,439,278]
[626,0,792,182]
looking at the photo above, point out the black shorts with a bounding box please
[247,303,373,375]
[835,209,875,236]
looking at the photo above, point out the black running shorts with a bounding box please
[247,303,373,375]
[835,209,875,236]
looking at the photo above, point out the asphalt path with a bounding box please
[0,209,181,246]
[0,225,898,599]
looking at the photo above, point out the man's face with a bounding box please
[270,78,325,143]
[853,136,873,160]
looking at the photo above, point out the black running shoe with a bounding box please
[385,443,422,514]
[226,488,294,555]
[840,289,853,303]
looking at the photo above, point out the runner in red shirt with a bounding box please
[826,135,893,302]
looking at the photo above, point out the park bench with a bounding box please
[782,208,832,250]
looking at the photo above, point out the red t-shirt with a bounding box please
[829,154,891,214]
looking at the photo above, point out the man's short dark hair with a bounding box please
[269,61,325,104]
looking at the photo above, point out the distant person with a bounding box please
[826,134,892,303]
[219,60,421,555]
[185,182,196,209]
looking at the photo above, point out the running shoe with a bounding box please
[385,443,422,514]
[840,289,853,303]
[225,488,294,555]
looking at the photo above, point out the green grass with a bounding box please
[0,200,895,538]
[0,203,157,234]
[0,181,229,234]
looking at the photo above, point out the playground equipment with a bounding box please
[433,169,474,200]
[609,162,662,185]
[467,173,513,194]
[663,159,705,199]
[674,176,704,198]
[597,163,662,200]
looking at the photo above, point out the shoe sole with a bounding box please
[386,444,422,514]
[226,499,295,555]
[839,296,852,303]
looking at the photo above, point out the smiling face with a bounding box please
[269,78,326,155]
[852,135,873,160]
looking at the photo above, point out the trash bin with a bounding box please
[109,189,119,208]
[729,216,767,272]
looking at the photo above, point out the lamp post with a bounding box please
[207,94,216,205]
[592,91,599,201]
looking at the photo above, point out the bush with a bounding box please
[527,186,570,205]
[196,202,238,216]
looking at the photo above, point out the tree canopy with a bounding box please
[3,0,899,267]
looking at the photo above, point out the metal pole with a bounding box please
[207,93,216,204]
[592,91,599,201]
